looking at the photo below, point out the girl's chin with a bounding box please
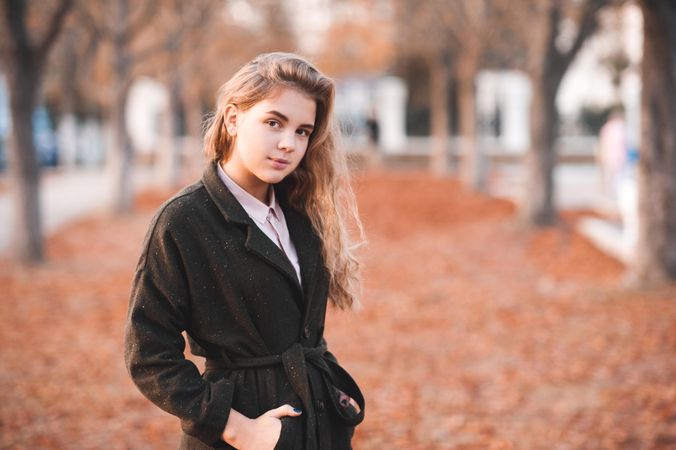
[256,171,289,185]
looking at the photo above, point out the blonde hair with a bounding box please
[203,52,364,310]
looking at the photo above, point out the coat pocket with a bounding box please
[320,359,365,427]
[326,384,361,423]
[273,416,298,450]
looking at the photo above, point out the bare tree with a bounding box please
[511,0,611,225]
[314,0,395,77]
[142,0,216,188]
[632,0,676,283]
[426,51,454,175]
[451,1,496,191]
[81,0,162,214]
[42,10,102,168]
[395,0,498,185]
[0,0,73,263]
[394,0,456,175]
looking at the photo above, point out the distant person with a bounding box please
[617,145,640,256]
[365,112,379,147]
[598,106,627,203]
[124,53,365,450]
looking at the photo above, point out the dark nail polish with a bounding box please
[293,407,302,414]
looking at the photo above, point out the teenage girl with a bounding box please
[124,52,365,450]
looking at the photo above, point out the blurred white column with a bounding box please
[500,71,531,153]
[375,76,408,153]
[57,114,78,167]
[78,118,105,167]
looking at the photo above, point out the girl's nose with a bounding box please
[278,131,296,152]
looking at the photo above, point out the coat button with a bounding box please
[303,325,311,339]
[316,399,325,412]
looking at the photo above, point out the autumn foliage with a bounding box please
[1,169,674,449]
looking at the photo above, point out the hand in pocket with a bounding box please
[227,404,302,450]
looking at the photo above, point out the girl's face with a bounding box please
[222,87,317,203]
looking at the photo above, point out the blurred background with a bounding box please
[1,0,675,449]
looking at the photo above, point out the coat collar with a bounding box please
[202,161,321,311]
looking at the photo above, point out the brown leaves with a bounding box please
[1,171,675,449]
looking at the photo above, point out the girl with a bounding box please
[124,52,365,450]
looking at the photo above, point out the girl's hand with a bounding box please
[222,404,302,450]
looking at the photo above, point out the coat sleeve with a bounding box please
[124,217,235,446]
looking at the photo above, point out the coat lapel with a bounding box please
[244,225,303,295]
[281,201,321,303]
[201,161,308,300]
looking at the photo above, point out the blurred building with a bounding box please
[475,4,642,159]
[0,74,60,170]
[329,3,643,162]
[0,1,643,172]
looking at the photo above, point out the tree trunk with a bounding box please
[632,0,676,282]
[57,28,80,167]
[1,0,72,263]
[518,1,604,227]
[182,90,207,177]
[110,0,134,214]
[167,70,184,187]
[428,54,451,175]
[522,75,559,225]
[457,49,484,191]
[110,81,134,214]
[7,69,44,263]
[185,92,205,138]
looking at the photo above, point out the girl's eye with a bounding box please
[266,120,280,128]
[297,129,310,137]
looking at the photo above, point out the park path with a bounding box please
[0,160,607,254]
[0,165,157,253]
[0,169,674,449]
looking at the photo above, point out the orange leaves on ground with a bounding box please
[1,170,675,449]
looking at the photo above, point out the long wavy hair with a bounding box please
[202,52,364,310]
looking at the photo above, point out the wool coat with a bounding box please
[124,161,365,450]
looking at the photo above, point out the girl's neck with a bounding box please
[220,161,271,205]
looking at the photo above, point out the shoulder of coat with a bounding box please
[151,180,206,221]
[136,180,208,266]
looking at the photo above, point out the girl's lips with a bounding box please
[268,157,290,169]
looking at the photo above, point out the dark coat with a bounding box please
[124,161,364,450]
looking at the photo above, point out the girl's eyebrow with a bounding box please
[266,110,314,130]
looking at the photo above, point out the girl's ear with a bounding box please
[224,104,238,136]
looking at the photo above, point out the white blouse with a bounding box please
[217,163,302,284]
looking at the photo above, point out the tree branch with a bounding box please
[560,0,608,71]
[37,0,74,60]
[128,40,166,66]
[76,3,114,41]
[2,0,33,58]
[120,0,158,46]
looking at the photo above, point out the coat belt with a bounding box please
[205,342,329,450]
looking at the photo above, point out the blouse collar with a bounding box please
[216,162,282,226]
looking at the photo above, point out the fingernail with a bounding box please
[293,408,302,414]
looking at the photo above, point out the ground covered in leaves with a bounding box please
[1,169,675,449]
